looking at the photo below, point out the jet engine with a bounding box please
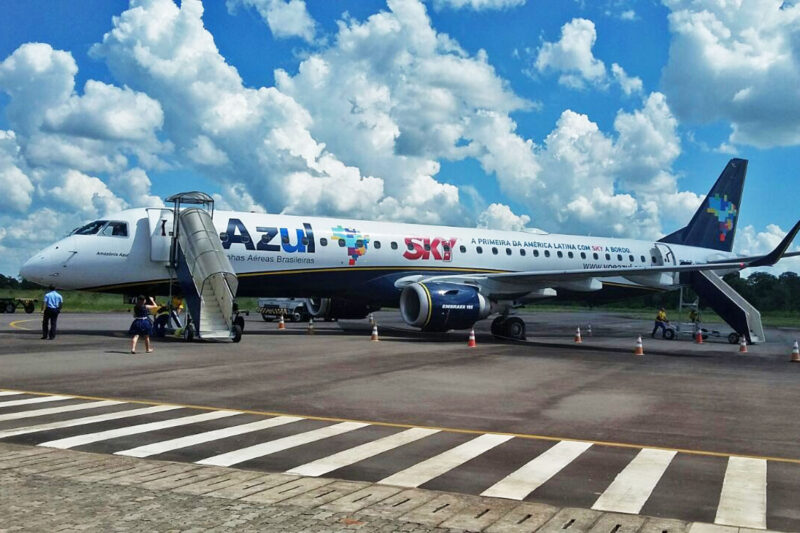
[306,297,377,320]
[400,282,491,332]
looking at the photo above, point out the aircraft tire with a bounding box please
[503,317,526,340]
[490,316,505,337]
[232,324,243,343]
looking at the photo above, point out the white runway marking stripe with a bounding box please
[0,405,179,440]
[379,433,513,488]
[0,395,70,408]
[116,415,303,458]
[0,400,123,422]
[715,456,767,529]
[39,410,240,449]
[592,448,676,514]
[197,421,369,467]
[287,427,440,477]
[0,391,23,397]
[481,440,593,500]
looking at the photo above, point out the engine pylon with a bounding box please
[791,340,799,362]
[574,327,582,344]
[634,336,644,356]
[278,315,286,330]
[468,328,477,348]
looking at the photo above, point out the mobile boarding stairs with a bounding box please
[156,192,242,342]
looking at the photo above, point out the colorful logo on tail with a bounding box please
[706,194,738,242]
[331,226,369,265]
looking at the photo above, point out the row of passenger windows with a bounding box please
[226,234,657,264]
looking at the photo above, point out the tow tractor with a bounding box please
[0,298,37,314]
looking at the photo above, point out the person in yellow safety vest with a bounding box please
[651,307,669,338]
[153,300,170,337]
[689,308,700,324]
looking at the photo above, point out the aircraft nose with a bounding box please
[20,247,61,286]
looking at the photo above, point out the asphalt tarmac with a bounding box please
[1,309,799,530]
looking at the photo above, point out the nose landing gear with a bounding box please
[490,315,526,340]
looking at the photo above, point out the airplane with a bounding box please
[19,158,800,342]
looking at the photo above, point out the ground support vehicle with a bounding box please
[664,322,740,344]
[0,298,37,314]
[258,298,309,322]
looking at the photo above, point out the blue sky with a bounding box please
[0,0,798,276]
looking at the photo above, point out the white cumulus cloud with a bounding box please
[430,0,526,10]
[534,18,642,95]
[227,0,316,42]
[478,203,531,231]
[662,0,800,147]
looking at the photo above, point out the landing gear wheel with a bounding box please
[490,316,505,337]
[728,332,740,345]
[234,315,245,332]
[663,329,675,340]
[183,324,195,342]
[503,317,526,340]
[24,303,34,314]
[232,324,243,343]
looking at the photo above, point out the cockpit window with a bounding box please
[72,220,108,235]
[71,220,128,237]
[100,221,128,237]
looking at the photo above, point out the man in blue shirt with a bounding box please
[41,285,63,340]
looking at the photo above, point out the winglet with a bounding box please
[748,219,800,267]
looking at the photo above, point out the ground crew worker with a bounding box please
[689,308,699,324]
[651,307,668,338]
[41,285,63,340]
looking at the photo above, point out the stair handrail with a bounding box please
[703,270,765,341]
[176,208,238,333]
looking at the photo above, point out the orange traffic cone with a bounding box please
[694,329,703,344]
[791,341,799,362]
[278,315,286,330]
[467,328,477,347]
[307,317,315,335]
[574,327,582,344]
[634,336,644,356]
[739,337,748,353]
[587,324,592,337]
[370,324,379,341]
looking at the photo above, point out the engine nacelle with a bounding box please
[306,297,376,320]
[400,282,490,332]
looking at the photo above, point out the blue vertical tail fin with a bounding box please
[659,158,747,252]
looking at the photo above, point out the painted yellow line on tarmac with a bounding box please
[8,319,36,331]
[1,386,798,466]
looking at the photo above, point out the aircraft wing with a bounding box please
[395,261,748,293]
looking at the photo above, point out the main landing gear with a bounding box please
[490,316,526,340]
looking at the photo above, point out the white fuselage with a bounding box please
[20,207,738,303]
